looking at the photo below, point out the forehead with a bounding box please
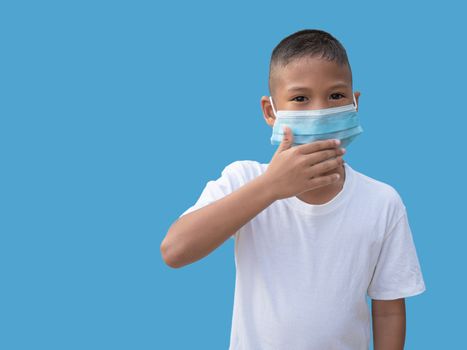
[271,56,352,92]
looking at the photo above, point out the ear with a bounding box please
[354,91,361,112]
[261,95,276,127]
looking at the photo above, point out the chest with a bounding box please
[237,202,385,286]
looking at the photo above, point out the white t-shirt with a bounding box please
[179,160,426,350]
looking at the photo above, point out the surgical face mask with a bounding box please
[269,94,363,148]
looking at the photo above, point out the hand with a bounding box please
[263,126,346,200]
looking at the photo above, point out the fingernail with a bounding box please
[335,139,341,145]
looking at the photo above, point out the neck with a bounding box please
[296,162,346,205]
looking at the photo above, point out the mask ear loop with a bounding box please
[269,96,278,117]
[352,93,358,110]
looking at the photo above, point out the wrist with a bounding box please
[254,173,278,203]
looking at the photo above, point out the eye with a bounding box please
[330,93,345,100]
[291,96,308,102]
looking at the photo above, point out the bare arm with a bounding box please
[372,298,406,350]
[160,173,276,268]
[161,128,344,268]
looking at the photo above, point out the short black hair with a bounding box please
[269,29,352,93]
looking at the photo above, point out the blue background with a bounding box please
[1,0,465,349]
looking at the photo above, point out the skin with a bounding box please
[372,298,406,350]
[261,56,358,205]
[161,55,405,350]
[161,137,344,268]
[262,56,406,350]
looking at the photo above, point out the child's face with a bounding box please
[261,56,360,128]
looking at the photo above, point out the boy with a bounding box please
[161,29,426,350]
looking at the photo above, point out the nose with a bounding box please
[309,101,330,110]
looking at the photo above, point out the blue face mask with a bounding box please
[269,93,364,148]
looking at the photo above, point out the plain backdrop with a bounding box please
[1,0,466,349]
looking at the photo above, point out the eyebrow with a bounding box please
[287,86,309,92]
[287,82,350,92]
[328,82,350,89]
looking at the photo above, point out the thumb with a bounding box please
[277,125,293,152]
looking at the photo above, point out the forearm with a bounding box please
[372,313,406,350]
[161,173,276,268]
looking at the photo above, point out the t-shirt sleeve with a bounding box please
[367,208,426,300]
[178,160,246,240]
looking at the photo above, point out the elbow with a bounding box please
[160,236,185,269]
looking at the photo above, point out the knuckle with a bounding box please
[310,176,328,188]
[325,139,335,148]
[317,140,329,149]
[318,149,334,162]
[327,149,336,158]
[292,147,301,156]
[325,159,338,170]
[326,175,336,184]
[298,143,309,154]
[323,174,334,184]
[310,140,322,150]
[322,161,333,171]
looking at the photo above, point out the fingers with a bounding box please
[306,156,343,178]
[306,173,342,190]
[296,139,341,155]
[303,146,346,166]
[276,126,294,153]
[309,156,343,176]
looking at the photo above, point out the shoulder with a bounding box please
[221,159,268,181]
[348,164,406,218]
